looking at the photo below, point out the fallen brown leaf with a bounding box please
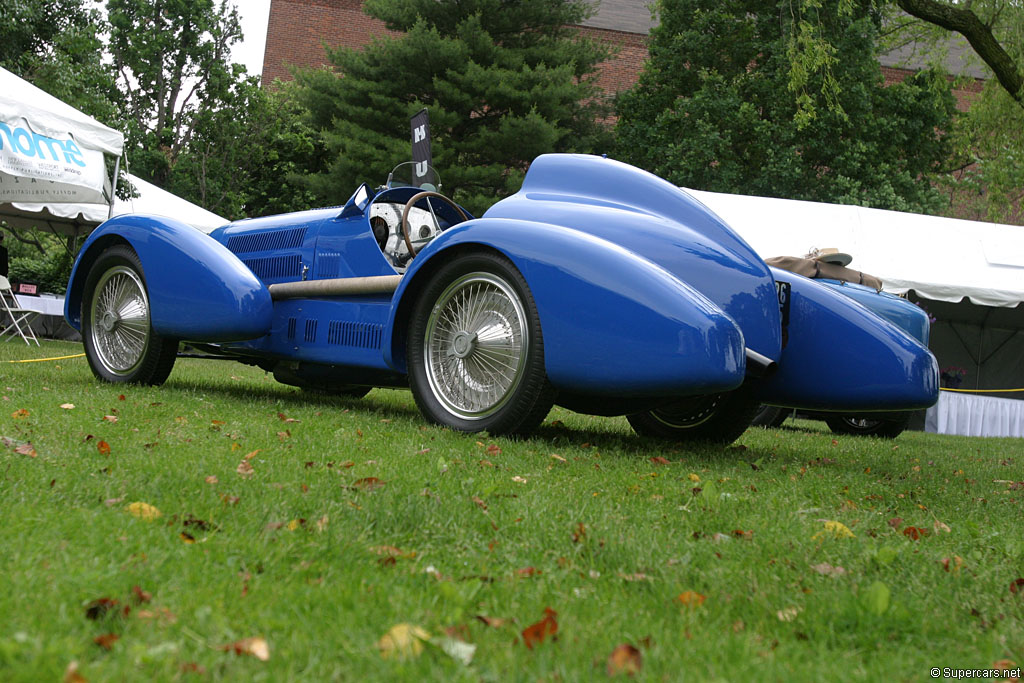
[811,562,847,577]
[93,633,119,650]
[97,441,110,456]
[236,460,254,478]
[606,643,643,677]
[352,477,385,491]
[521,607,558,649]
[220,636,270,661]
[676,591,706,608]
[63,660,86,683]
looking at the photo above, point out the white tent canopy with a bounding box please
[14,173,228,234]
[688,188,1024,309]
[0,65,122,219]
[0,67,226,234]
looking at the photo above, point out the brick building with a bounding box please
[262,0,985,106]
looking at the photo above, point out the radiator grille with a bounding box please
[287,317,296,340]
[227,227,306,253]
[327,321,383,349]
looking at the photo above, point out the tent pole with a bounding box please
[108,156,121,220]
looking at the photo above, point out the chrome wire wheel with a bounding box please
[89,265,151,377]
[423,272,528,420]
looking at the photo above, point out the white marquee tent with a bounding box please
[689,188,1024,396]
[0,66,225,234]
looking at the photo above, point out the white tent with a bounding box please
[0,66,226,234]
[0,65,122,234]
[689,188,1024,394]
[15,173,228,234]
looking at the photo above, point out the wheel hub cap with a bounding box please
[100,310,119,333]
[451,331,477,358]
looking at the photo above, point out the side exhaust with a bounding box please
[745,348,777,379]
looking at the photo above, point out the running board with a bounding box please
[268,275,402,300]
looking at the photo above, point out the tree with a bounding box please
[614,0,956,213]
[0,0,117,123]
[166,82,319,219]
[292,0,611,215]
[107,0,244,188]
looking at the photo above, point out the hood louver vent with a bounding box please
[227,227,306,253]
[243,255,302,280]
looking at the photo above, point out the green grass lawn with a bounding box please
[1,340,1022,681]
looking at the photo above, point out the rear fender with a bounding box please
[758,268,938,410]
[65,214,273,341]
[385,218,747,397]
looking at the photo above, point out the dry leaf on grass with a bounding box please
[813,520,854,540]
[236,460,254,478]
[125,502,161,521]
[606,643,643,677]
[220,636,270,661]
[93,633,119,650]
[676,591,706,608]
[811,563,847,577]
[521,607,558,649]
[97,441,110,456]
[377,623,430,659]
[776,606,802,622]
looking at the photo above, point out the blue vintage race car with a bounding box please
[63,154,939,444]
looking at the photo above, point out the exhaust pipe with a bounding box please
[745,348,777,378]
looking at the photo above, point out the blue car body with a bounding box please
[64,154,939,441]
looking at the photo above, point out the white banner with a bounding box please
[0,116,107,203]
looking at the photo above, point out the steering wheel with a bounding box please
[401,191,469,258]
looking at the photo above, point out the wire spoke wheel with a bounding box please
[425,273,527,419]
[82,245,177,385]
[90,266,151,376]
[407,251,554,436]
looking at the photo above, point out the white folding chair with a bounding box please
[0,275,40,346]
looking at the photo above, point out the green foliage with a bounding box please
[6,234,74,294]
[108,0,245,188]
[615,0,957,212]
[0,0,118,123]
[164,83,319,220]
[293,0,611,215]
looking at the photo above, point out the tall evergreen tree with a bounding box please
[615,0,957,213]
[293,0,611,215]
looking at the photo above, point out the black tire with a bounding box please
[824,414,909,439]
[406,251,554,435]
[751,405,789,428]
[82,245,177,385]
[627,386,760,445]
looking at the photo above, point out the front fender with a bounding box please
[758,268,939,410]
[385,218,748,397]
[65,214,273,341]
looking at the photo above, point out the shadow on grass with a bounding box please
[148,369,819,462]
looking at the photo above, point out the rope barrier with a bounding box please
[3,353,86,364]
